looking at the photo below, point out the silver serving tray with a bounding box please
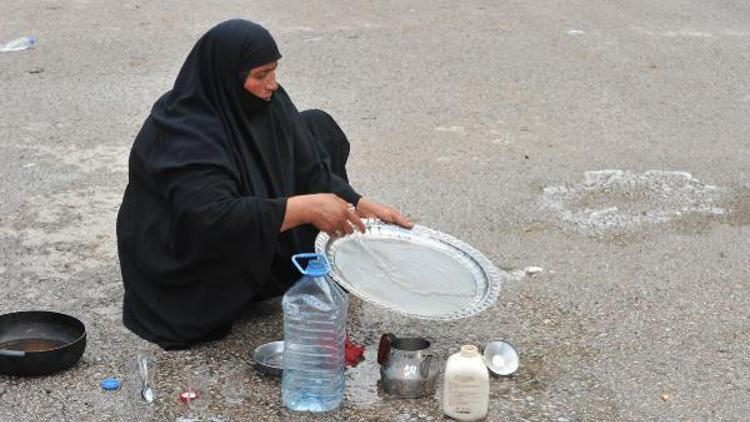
[315,219,501,320]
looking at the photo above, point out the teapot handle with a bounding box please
[420,354,436,378]
[377,333,396,366]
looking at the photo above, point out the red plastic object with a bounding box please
[178,389,198,402]
[345,334,365,367]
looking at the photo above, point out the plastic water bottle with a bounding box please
[282,253,348,412]
[0,36,36,53]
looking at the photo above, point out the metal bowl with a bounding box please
[483,340,519,376]
[251,341,283,376]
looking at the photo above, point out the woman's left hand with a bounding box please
[354,197,414,229]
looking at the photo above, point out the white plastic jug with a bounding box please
[442,345,489,421]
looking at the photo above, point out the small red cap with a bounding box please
[178,390,198,402]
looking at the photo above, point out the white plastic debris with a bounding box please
[524,266,544,275]
[0,35,36,53]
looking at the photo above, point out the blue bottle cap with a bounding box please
[291,253,330,277]
[100,377,120,391]
[306,258,327,276]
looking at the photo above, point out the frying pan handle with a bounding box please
[0,349,26,358]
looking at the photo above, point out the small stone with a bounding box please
[29,67,44,74]
[524,266,544,275]
[660,392,671,401]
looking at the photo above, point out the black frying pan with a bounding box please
[0,311,86,376]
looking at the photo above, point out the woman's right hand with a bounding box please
[282,193,365,236]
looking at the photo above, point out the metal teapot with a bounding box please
[377,333,440,398]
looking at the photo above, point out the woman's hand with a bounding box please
[282,194,365,235]
[355,197,414,229]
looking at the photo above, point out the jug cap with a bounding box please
[291,253,330,277]
[460,345,479,357]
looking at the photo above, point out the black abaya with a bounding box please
[116,20,360,349]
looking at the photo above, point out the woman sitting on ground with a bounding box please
[116,19,412,349]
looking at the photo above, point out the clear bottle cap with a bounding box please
[460,345,479,357]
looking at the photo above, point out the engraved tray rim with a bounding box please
[314,219,502,320]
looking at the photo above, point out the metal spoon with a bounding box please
[138,356,155,403]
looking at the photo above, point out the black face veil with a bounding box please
[116,19,360,349]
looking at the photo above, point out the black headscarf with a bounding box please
[116,19,360,349]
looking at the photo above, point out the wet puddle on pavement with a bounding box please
[543,170,733,236]
[344,346,384,407]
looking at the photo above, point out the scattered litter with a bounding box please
[100,377,120,391]
[0,36,36,53]
[178,389,198,402]
[345,334,365,367]
[29,67,44,74]
[524,266,544,275]
[21,163,37,168]
[568,29,586,35]
[660,392,671,401]
[304,37,322,43]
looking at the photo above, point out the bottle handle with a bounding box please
[291,253,321,275]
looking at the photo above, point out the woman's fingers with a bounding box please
[394,212,414,229]
[378,208,413,229]
[346,207,366,233]
[341,216,355,235]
